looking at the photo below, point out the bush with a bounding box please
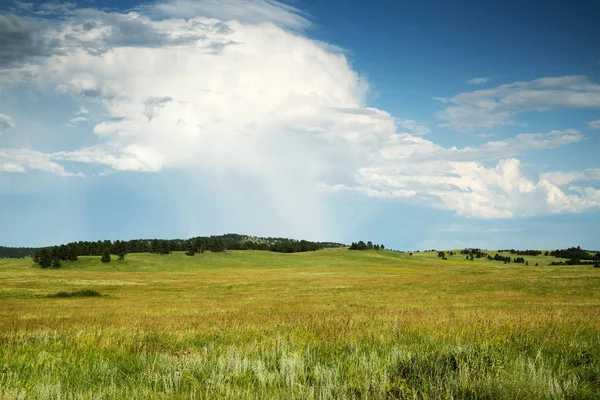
[47,290,102,298]
[101,248,111,263]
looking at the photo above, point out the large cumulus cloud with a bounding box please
[1,0,599,225]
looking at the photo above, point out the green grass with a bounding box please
[0,249,599,399]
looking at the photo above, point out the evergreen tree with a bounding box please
[185,241,196,256]
[39,249,52,269]
[211,239,225,252]
[101,248,111,263]
[52,257,62,268]
[115,240,127,260]
[67,245,78,261]
[58,244,68,260]
[380,244,385,250]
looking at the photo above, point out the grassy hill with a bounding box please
[1,249,599,398]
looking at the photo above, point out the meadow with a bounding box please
[0,249,599,399]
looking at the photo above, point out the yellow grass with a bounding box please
[1,249,599,398]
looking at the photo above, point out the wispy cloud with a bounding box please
[437,75,600,131]
[588,119,600,129]
[0,113,15,134]
[396,119,430,135]
[541,168,600,185]
[468,77,490,85]
[153,0,310,30]
[65,116,89,127]
[0,149,81,176]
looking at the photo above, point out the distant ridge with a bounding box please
[0,234,346,259]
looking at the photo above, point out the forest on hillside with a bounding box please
[0,234,346,261]
[0,246,40,259]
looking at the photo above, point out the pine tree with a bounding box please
[115,240,126,260]
[101,248,111,263]
[185,241,196,256]
[67,245,78,261]
[39,249,52,268]
[150,239,159,253]
[52,257,62,268]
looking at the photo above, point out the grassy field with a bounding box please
[0,249,599,399]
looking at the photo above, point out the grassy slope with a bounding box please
[0,249,599,399]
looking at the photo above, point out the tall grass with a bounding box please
[0,249,598,398]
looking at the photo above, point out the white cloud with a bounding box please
[468,77,489,85]
[396,119,430,135]
[541,168,600,186]
[0,113,15,134]
[13,1,34,10]
[455,129,583,160]
[0,1,598,223]
[65,106,90,126]
[432,97,448,103]
[379,129,583,163]
[588,120,600,129]
[335,128,597,218]
[152,0,310,30]
[348,157,600,219]
[0,149,80,176]
[53,146,164,172]
[438,75,600,131]
[65,116,89,127]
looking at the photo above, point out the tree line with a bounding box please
[549,259,600,266]
[348,241,385,251]
[549,246,600,262]
[498,249,542,256]
[0,246,41,259]
[23,234,345,267]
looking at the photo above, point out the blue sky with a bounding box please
[0,0,599,250]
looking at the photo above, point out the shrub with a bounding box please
[47,290,102,298]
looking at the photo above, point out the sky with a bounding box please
[0,0,599,250]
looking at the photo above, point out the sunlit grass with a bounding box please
[1,249,599,398]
